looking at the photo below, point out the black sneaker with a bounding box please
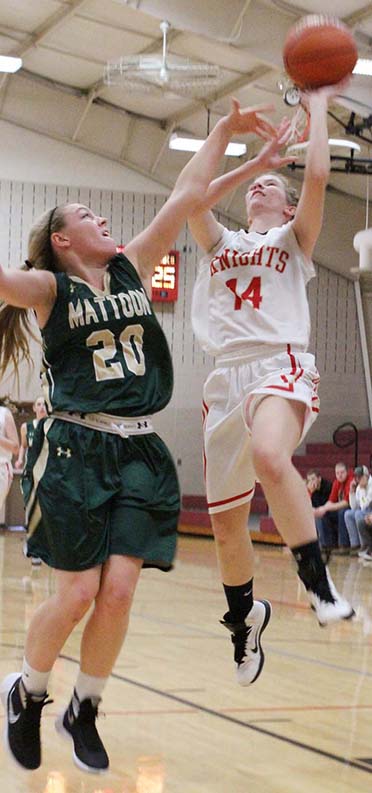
[0,673,52,770]
[220,599,272,685]
[55,690,109,773]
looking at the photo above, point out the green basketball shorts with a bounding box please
[23,416,180,572]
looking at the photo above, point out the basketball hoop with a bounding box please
[288,104,310,144]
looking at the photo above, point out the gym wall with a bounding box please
[0,178,368,496]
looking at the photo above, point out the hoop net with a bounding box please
[288,105,310,144]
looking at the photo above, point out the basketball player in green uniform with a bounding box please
[0,99,276,774]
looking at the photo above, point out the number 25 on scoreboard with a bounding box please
[151,251,179,303]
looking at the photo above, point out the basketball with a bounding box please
[283,15,358,89]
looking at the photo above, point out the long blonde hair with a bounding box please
[0,205,66,376]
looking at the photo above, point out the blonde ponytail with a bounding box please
[0,205,66,376]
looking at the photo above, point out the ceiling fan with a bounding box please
[104,20,222,97]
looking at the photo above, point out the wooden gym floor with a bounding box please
[1,529,372,793]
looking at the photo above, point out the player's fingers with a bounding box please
[255,113,277,133]
[256,128,274,141]
[230,97,241,113]
[280,155,298,165]
[277,117,291,132]
[243,103,275,115]
[277,126,293,145]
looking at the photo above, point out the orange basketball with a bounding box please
[283,15,358,89]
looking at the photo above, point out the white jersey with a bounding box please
[0,406,11,464]
[192,221,315,358]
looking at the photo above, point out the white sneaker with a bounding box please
[306,568,355,627]
[23,539,42,566]
[221,600,272,686]
[31,557,42,567]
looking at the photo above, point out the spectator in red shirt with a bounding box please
[314,462,354,555]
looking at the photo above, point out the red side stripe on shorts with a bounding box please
[202,400,209,481]
[208,487,255,509]
[263,344,304,393]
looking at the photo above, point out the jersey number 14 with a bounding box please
[225,276,262,310]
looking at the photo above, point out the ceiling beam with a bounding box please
[14,68,163,127]
[119,116,136,161]
[344,4,372,25]
[150,122,176,174]
[72,87,98,141]
[164,64,275,127]
[0,0,89,100]
[9,0,90,57]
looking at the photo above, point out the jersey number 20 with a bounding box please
[86,325,145,381]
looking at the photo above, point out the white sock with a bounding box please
[74,670,108,703]
[21,657,51,696]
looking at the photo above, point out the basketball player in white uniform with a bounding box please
[0,403,19,519]
[15,395,47,565]
[189,85,354,686]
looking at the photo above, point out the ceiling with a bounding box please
[0,0,371,251]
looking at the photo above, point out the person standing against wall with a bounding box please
[0,398,19,524]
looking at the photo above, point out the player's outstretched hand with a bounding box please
[255,117,298,170]
[224,97,276,140]
[300,77,351,108]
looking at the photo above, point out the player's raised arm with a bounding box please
[188,118,295,253]
[292,80,349,260]
[124,99,276,288]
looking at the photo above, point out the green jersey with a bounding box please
[41,254,173,416]
[26,419,37,449]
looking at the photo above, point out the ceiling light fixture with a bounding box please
[0,56,22,73]
[353,58,372,76]
[169,132,246,157]
[287,138,361,154]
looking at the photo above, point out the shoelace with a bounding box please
[313,574,337,605]
[73,700,106,751]
[231,626,252,665]
[21,692,54,741]
[299,561,336,605]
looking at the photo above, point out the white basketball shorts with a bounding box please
[202,345,320,514]
[0,461,12,511]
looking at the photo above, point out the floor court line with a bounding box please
[3,625,369,681]
[266,647,372,678]
[58,652,372,776]
[128,613,372,678]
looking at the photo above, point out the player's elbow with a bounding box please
[172,184,206,216]
[306,163,330,186]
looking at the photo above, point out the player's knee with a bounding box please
[99,579,135,615]
[63,584,97,623]
[212,516,236,544]
[252,445,287,485]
